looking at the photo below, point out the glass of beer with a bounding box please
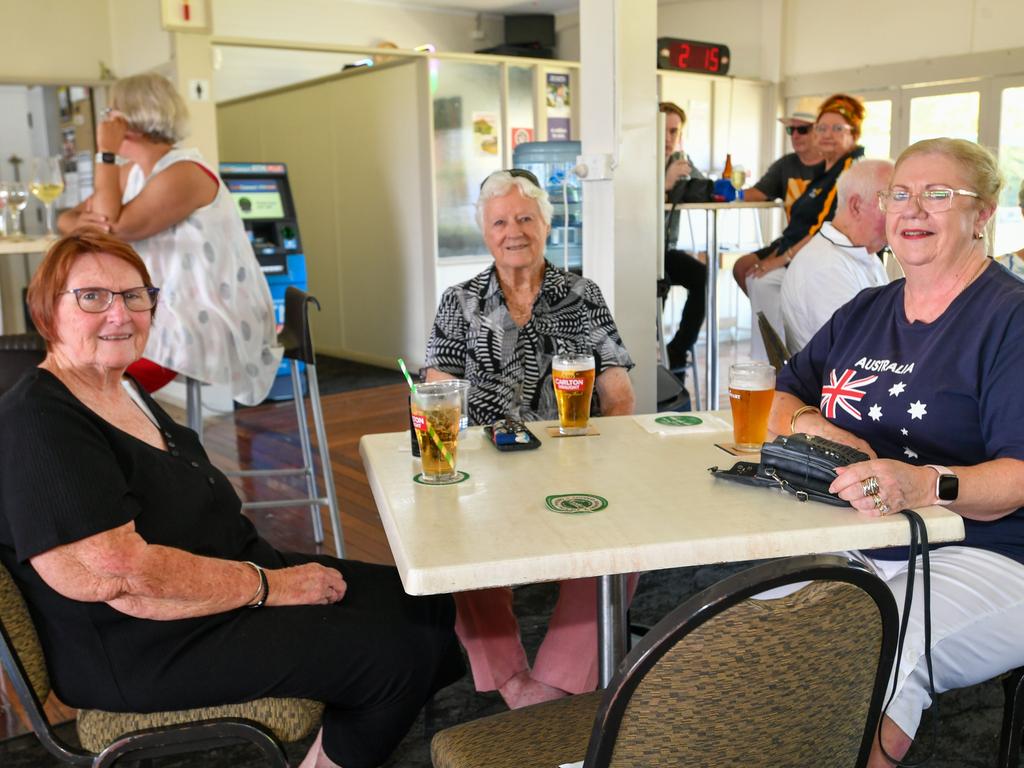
[728,361,776,451]
[552,353,595,435]
[410,382,462,483]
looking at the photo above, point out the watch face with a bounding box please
[937,474,959,501]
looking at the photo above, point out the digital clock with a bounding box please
[657,37,731,76]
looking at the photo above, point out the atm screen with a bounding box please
[227,179,286,220]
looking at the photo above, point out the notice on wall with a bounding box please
[548,117,570,142]
[511,127,534,149]
[473,112,499,156]
[546,72,571,110]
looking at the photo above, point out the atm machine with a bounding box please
[219,162,308,400]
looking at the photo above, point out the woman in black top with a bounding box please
[0,231,462,768]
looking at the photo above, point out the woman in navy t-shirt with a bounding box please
[769,138,1024,766]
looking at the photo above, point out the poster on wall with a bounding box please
[472,112,499,156]
[548,117,570,141]
[511,127,534,148]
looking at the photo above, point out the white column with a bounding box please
[579,0,658,413]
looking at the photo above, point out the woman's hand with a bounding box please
[830,460,934,515]
[96,110,129,154]
[266,563,347,606]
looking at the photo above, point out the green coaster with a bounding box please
[413,470,470,486]
[545,493,609,514]
[655,414,704,427]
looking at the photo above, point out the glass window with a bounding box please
[432,60,502,259]
[508,66,536,151]
[995,86,1024,260]
[908,91,979,145]
[860,99,892,159]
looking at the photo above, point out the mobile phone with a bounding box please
[484,419,541,452]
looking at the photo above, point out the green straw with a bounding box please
[398,358,455,470]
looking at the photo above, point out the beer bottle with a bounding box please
[722,153,733,181]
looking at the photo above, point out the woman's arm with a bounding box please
[769,390,876,458]
[30,521,346,620]
[596,367,635,416]
[830,457,1024,521]
[57,198,111,234]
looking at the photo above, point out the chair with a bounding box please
[757,309,791,373]
[187,287,344,557]
[0,559,322,767]
[1000,666,1024,768]
[656,278,701,410]
[0,333,46,397]
[432,554,900,768]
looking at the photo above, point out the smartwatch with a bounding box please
[926,465,958,505]
[95,151,117,165]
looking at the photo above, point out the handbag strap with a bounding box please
[879,509,936,766]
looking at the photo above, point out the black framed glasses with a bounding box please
[785,125,812,136]
[877,187,981,214]
[61,286,160,313]
[480,168,541,190]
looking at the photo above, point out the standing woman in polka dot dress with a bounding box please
[58,73,281,405]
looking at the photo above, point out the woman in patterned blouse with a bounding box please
[424,169,636,709]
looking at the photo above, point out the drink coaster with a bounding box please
[544,425,601,438]
[715,442,760,457]
[655,414,705,427]
[413,471,470,485]
[545,493,608,514]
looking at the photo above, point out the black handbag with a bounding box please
[666,177,715,204]
[709,433,870,506]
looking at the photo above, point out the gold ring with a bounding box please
[872,494,886,511]
[862,476,880,497]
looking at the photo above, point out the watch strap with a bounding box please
[926,464,956,505]
[95,151,117,165]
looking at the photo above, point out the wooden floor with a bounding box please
[0,382,411,741]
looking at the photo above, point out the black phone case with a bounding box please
[484,424,541,452]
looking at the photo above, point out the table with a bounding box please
[668,201,781,408]
[359,413,965,685]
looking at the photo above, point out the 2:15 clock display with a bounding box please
[657,37,731,76]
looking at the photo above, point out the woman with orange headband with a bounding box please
[733,94,866,358]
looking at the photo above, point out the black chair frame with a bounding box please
[583,554,900,768]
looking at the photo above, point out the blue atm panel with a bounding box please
[219,162,308,401]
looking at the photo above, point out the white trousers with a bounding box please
[745,268,785,362]
[855,546,1024,739]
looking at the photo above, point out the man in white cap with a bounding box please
[744,98,824,219]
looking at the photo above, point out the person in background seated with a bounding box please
[768,139,1024,768]
[660,101,708,371]
[780,159,894,351]
[743,101,824,219]
[58,73,279,405]
[995,177,1024,276]
[1,231,463,768]
[425,169,637,709]
[733,94,866,360]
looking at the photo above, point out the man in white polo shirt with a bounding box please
[780,158,894,351]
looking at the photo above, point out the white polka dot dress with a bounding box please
[123,148,283,405]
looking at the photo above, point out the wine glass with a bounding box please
[730,165,747,198]
[0,183,9,239]
[6,182,28,240]
[29,156,65,236]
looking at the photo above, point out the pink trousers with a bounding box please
[454,574,640,695]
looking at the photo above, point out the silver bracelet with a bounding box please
[242,561,269,608]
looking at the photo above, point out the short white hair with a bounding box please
[110,73,189,144]
[476,171,553,230]
[836,158,895,209]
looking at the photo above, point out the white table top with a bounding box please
[666,200,783,211]
[359,413,965,596]
[0,236,55,256]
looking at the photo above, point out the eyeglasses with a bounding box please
[785,125,812,136]
[61,286,160,313]
[480,168,541,190]
[877,187,981,214]
[814,123,853,134]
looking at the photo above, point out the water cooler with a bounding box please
[219,162,308,400]
[512,141,582,272]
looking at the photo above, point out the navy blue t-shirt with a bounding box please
[777,261,1024,565]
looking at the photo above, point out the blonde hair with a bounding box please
[895,138,1003,210]
[110,73,189,144]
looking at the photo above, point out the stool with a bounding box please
[186,288,344,557]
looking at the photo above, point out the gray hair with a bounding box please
[109,73,189,144]
[476,171,553,230]
[836,158,895,209]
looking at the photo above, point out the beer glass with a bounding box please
[728,361,776,451]
[410,382,462,483]
[552,353,595,435]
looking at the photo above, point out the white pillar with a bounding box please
[579,0,658,413]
